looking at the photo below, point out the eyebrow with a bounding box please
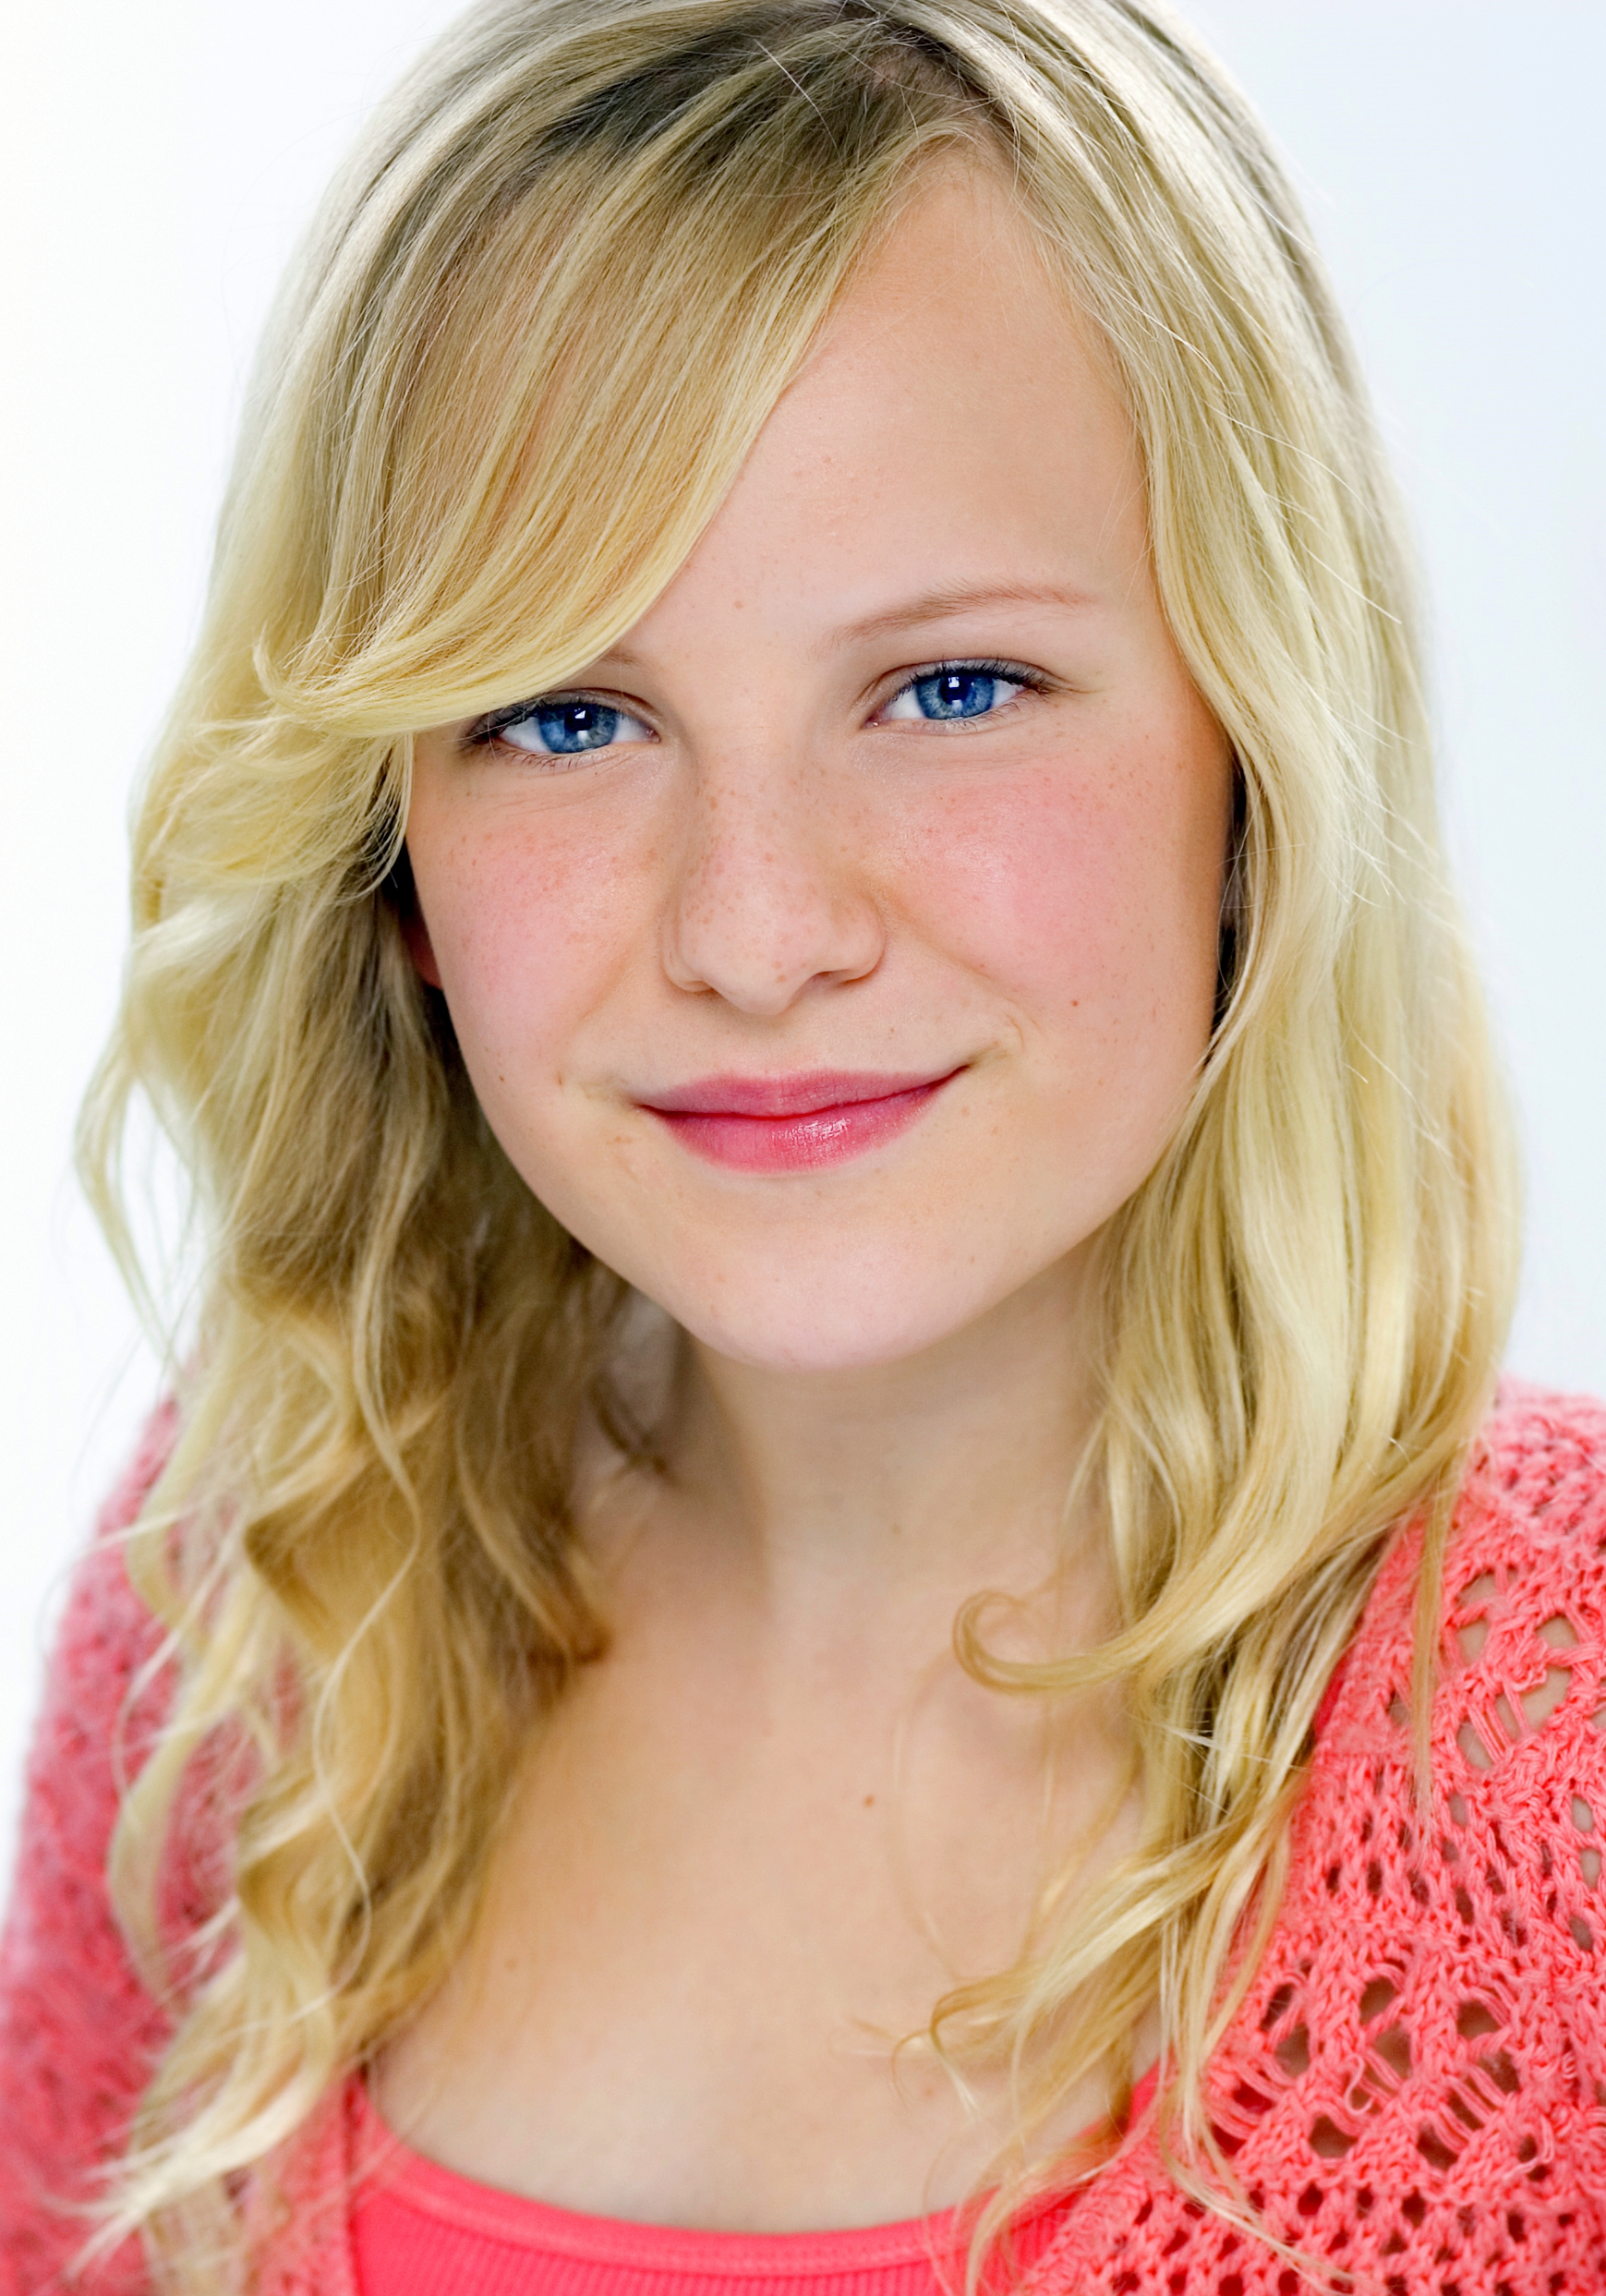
[593,578,1101,678]
[831,579,1100,647]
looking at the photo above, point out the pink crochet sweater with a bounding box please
[6,1383,1606,2294]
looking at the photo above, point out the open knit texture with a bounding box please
[4,1382,1606,2293]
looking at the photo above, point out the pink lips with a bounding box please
[638,1068,960,1173]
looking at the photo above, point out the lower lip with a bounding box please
[644,1077,953,1173]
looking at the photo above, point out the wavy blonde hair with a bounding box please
[81,0,1517,2281]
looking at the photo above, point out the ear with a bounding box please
[402,909,443,989]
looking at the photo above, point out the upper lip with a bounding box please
[637,1068,960,1118]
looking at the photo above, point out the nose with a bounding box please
[660,749,885,1015]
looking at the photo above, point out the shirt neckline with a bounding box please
[350,2063,1158,2271]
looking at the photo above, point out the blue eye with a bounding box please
[917,671,1000,719]
[478,697,655,756]
[881,663,1032,725]
[529,701,618,752]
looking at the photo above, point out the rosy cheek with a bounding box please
[894,741,1226,1071]
[417,813,643,1064]
[897,767,1146,987]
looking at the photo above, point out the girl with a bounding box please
[5,1,1603,2290]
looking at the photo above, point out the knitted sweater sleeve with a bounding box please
[1243,1382,1606,2278]
[1443,1385,1606,2201]
[0,1406,176,2295]
[1026,1384,1606,2296]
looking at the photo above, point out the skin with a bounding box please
[380,165,1234,2230]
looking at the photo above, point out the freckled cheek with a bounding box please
[417,822,650,1068]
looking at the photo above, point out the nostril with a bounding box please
[661,819,886,1012]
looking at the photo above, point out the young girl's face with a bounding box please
[405,168,1233,1372]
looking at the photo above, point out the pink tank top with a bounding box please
[346,2076,1153,2296]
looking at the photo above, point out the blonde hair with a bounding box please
[81,0,1517,2280]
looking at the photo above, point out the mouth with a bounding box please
[635,1067,963,1174]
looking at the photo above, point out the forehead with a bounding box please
[620,165,1149,647]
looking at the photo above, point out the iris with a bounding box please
[531,701,620,752]
[912,670,1002,719]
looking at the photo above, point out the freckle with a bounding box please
[863,1795,875,1807]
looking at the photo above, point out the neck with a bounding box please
[651,1251,1106,1629]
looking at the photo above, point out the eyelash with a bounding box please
[464,657,1056,751]
[888,658,1054,714]
[465,695,618,748]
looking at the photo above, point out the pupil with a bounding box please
[916,671,996,720]
[536,700,618,753]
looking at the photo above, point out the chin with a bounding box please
[677,1308,972,1376]
[641,1249,1038,1376]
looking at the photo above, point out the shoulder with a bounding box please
[1313,1378,1606,1758]
[0,1401,179,2291]
[26,1400,180,1792]
[1451,1376,1606,1593]
[1431,1378,1606,1768]
[1123,1384,1606,2283]
[1295,1378,1606,2085]
[1437,1379,1606,1776]
[1425,1382,1606,1927]
[3,1396,178,1955]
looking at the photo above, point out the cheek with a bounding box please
[408,805,646,1072]
[896,748,1226,1050]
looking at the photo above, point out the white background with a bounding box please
[1,1,1601,1863]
